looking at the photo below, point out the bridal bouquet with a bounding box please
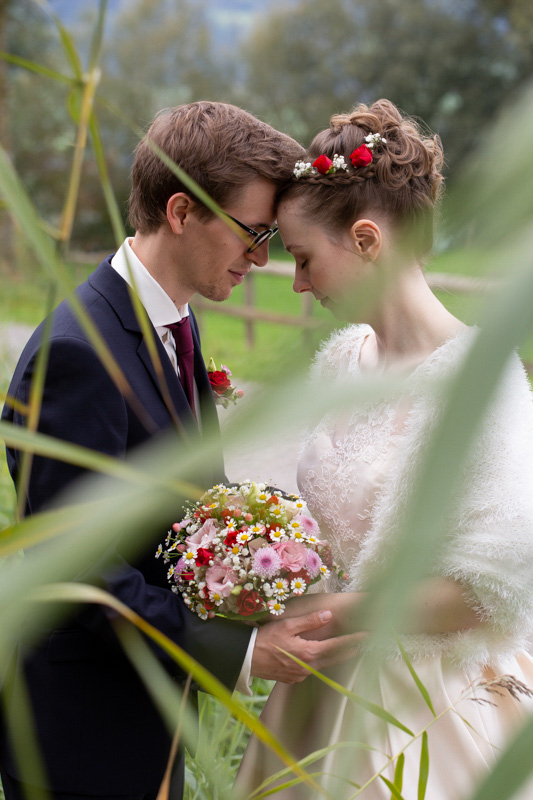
[157,481,340,620]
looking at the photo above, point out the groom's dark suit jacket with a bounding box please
[0,257,252,795]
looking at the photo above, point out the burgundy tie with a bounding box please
[165,317,196,417]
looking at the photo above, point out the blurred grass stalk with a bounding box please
[1,2,533,798]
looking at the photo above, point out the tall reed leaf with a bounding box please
[417,732,429,800]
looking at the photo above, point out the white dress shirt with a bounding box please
[110,238,256,694]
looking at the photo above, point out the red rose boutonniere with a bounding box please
[207,358,243,409]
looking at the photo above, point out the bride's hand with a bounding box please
[280,592,368,640]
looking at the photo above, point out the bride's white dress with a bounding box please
[237,324,533,799]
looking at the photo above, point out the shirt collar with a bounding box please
[110,238,188,328]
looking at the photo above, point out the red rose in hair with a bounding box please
[195,547,213,566]
[236,589,264,616]
[350,144,373,167]
[181,569,195,581]
[209,371,231,395]
[313,154,333,174]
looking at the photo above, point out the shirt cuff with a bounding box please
[235,627,258,695]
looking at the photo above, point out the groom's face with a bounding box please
[179,179,277,303]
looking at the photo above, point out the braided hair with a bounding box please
[278,99,444,259]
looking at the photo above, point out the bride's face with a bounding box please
[278,198,376,321]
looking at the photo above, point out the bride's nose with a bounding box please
[293,271,312,294]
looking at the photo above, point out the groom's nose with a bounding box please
[246,241,270,268]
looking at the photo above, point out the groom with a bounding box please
[0,102,358,800]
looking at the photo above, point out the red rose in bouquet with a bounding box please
[195,548,213,566]
[237,589,265,616]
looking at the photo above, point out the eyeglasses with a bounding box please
[225,214,278,253]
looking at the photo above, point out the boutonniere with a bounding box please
[207,359,244,409]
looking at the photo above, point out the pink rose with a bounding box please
[273,540,308,572]
[186,518,218,550]
[205,560,237,597]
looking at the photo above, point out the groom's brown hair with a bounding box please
[129,101,304,234]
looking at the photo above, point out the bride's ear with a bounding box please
[350,219,382,263]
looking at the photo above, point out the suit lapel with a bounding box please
[88,259,196,428]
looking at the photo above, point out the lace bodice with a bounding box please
[298,326,407,589]
[298,324,533,665]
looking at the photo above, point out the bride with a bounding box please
[236,99,533,798]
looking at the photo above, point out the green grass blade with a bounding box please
[417,731,429,800]
[393,752,405,794]
[0,51,76,85]
[276,648,414,736]
[0,502,99,558]
[1,668,50,800]
[89,112,126,245]
[379,775,407,800]
[249,741,381,798]
[87,0,107,72]
[395,637,436,717]
[0,420,200,497]
[31,0,83,78]
[15,285,57,519]
[247,772,324,800]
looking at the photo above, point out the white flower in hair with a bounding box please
[293,160,316,178]
[332,154,348,171]
[365,132,387,150]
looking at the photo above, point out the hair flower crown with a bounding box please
[293,132,387,179]
[293,153,348,178]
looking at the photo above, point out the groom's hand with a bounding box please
[251,610,364,684]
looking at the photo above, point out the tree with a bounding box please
[241,0,532,171]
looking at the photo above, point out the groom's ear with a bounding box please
[350,218,382,262]
[167,193,195,234]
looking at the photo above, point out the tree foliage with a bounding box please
[2,0,533,252]
[242,0,532,168]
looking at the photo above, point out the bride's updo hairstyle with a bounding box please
[279,99,444,259]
